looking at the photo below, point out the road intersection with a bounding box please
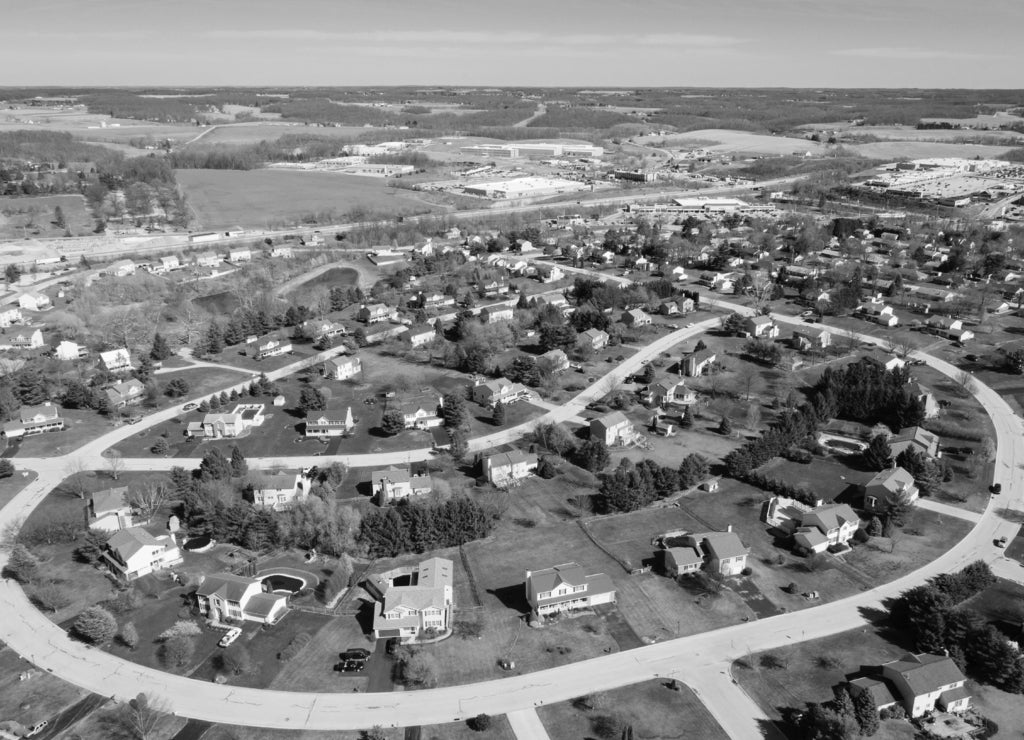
[0,289,1018,738]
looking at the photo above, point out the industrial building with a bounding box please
[463,176,589,199]
[459,142,604,159]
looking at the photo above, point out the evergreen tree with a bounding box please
[681,404,695,429]
[863,435,893,472]
[134,356,154,383]
[73,606,117,645]
[0,459,14,478]
[576,437,610,472]
[150,332,172,361]
[852,685,879,736]
[492,401,506,426]
[5,544,39,583]
[204,322,224,354]
[380,409,406,436]
[229,446,247,477]
[449,428,468,461]
[198,448,232,481]
[442,391,470,430]
[718,415,733,436]
[208,393,221,410]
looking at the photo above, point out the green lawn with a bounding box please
[538,679,729,740]
[0,644,88,731]
[0,470,36,509]
[11,409,115,458]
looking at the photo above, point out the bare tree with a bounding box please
[127,478,170,522]
[176,301,208,346]
[733,365,765,403]
[63,458,91,499]
[107,450,124,481]
[115,693,168,740]
[956,370,976,396]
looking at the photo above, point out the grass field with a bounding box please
[538,679,729,740]
[205,716,516,740]
[175,168,443,229]
[0,193,94,239]
[848,140,1015,160]
[0,644,88,732]
[10,409,117,458]
[636,128,827,156]
[194,123,369,146]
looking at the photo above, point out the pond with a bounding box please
[261,573,306,594]
[182,535,212,551]
[193,291,239,315]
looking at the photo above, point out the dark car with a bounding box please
[385,637,400,655]
[991,483,1002,494]
[340,648,371,661]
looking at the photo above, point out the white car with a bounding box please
[26,721,48,737]
[218,627,242,648]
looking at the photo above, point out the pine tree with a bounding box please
[6,544,39,583]
[229,446,247,477]
[449,428,468,461]
[681,404,695,429]
[204,322,224,354]
[863,435,893,472]
[718,415,733,436]
[380,409,405,436]
[492,401,506,426]
[150,332,172,361]
[852,687,879,736]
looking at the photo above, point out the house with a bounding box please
[539,349,570,374]
[227,248,252,263]
[525,562,616,617]
[590,410,638,446]
[323,355,362,381]
[391,391,443,429]
[363,324,408,345]
[904,382,940,419]
[646,377,696,407]
[658,300,679,316]
[951,327,975,343]
[663,527,749,577]
[247,469,314,511]
[108,259,136,277]
[0,307,22,327]
[792,503,861,554]
[405,324,438,349]
[863,466,919,515]
[103,526,182,581]
[271,246,294,258]
[255,338,292,360]
[790,328,831,351]
[105,378,146,408]
[621,308,652,327]
[481,306,514,324]
[358,303,393,324]
[188,404,266,439]
[416,292,455,311]
[482,449,538,486]
[84,487,132,532]
[578,328,609,352]
[682,349,717,377]
[2,402,64,438]
[479,279,510,297]
[670,266,687,281]
[471,377,533,408]
[301,319,346,341]
[743,315,779,339]
[195,252,221,268]
[305,406,355,437]
[55,340,85,361]
[889,426,940,459]
[537,265,564,283]
[849,653,971,719]
[99,348,133,373]
[17,292,50,311]
[7,329,44,349]
[196,573,289,625]
[370,557,454,642]
[372,465,433,505]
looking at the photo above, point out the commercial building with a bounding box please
[459,142,603,159]
[463,177,588,200]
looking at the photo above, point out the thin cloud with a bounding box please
[832,47,1005,61]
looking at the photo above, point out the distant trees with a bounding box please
[358,497,492,558]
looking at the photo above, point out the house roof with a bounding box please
[91,487,128,515]
[484,449,538,469]
[529,562,588,593]
[196,572,258,601]
[938,686,971,705]
[890,426,939,453]
[245,592,286,618]
[105,527,164,559]
[883,653,966,696]
[666,546,703,568]
[592,410,629,430]
[801,503,860,533]
[850,677,899,708]
[372,466,412,486]
[866,466,916,494]
[20,403,60,422]
[417,557,453,589]
[794,527,828,549]
[701,531,748,560]
[747,315,773,326]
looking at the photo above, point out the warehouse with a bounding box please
[463,177,589,199]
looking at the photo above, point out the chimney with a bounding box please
[726,524,733,533]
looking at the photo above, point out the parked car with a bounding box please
[996,536,1009,548]
[218,627,242,648]
[339,648,371,661]
[182,402,197,411]
[991,483,1002,494]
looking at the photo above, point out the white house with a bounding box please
[108,259,136,277]
[255,338,292,360]
[849,653,971,719]
[525,562,616,617]
[323,355,362,381]
[663,527,749,577]
[228,248,252,263]
[105,378,146,408]
[621,308,652,327]
[371,558,454,642]
[2,402,65,438]
[392,392,443,429]
[481,306,514,324]
[188,404,265,439]
[792,503,861,553]
[682,349,717,377]
[196,573,289,624]
[482,449,538,486]
[55,340,85,361]
[405,325,438,349]
[743,315,779,339]
[84,487,133,532]
[578,328,610,352]
[863,466,919,515]
[305,407,355,437]
[17,292,50,311]
[99,348,133,373]
[471,377,533,407]
[248,469,314,511]
[590,411,638,446]
[7,329,44,349]
[0,307,23,327]
[372,465,433,505]
[358,303,392,324]
[103,527,182,581]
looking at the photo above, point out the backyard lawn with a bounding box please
[11,409,116,458]
[0,644,88,732]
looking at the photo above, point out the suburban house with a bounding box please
[195,573,289,625]
[537,265,564,283]
[270,246,294,258]
[743,315,779,338]
[105,378,147,409]
[590,411,638,446]
[302,319,346,341]
[255,337,292,360]
[84,488,133,532]
[790,328,831,351]
[863,466,919,515]
[358,303,393,324]
[792,503,861,553]
[227,248,252,263]
[525,562,616,617]
[187,404,266,438]
[539,349,570,373]
[578,328,610,352]
[2,402,65,438]
[471,377,533,408]
[658,300,679,316]
[479,279,509,297]
[17,292,50,311]
[159,255,181,272]
[405,325,438,349]
[848,653,970,719]
[55,340,85,361]
[904,382,940,419]
[370,557,454,642]
[0,307,22,327]
[6,329,44,350]
[304,407,355,437]
[99,348,133,373]
[682,349,717,377]
[323,355,362,381]
[481,307,514,324]
[247,469,314,511]
[663,527,749,577]
[108,259,136,277]
[195,252,221,268]
[482,449,539,486]
[621,308,652,327]
[372,465,433,505]
[645,377,696,407]
[889,426,940,459]
[103,526,182,581]
[416,292,455,311]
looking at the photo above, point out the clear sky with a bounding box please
[0,0,1020,88]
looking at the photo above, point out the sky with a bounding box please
[0,0,1021,88]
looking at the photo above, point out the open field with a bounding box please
[10,409,118,458]
[0,644,89,732]
[175,169,444,230]
[0,193,94,239]
[636,129,827,156]
[538,679,729,740]
[193,123,369,146]
[847,140,1016,160]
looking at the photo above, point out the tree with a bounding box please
[198,448,232,481]
[576,437,610,472]
[31,581,72,612]
[107,449,124,481]
[533,422,577,456]
[492,401,506,426]
[380,409,405,436]
[120,622,139,649]
[862,435,893,472]
[956,370,976,396]
[73,605,118,644]
[217,644,254,676]
[0,459,14,479]
[468,714,492,732]
[5,544,39,583]
[151,437,170,455]
[852,686,879,736]
[717,415,732,436]
[75,529,108,564]
[442,391,470,431]
[678,454,710,488]
[230,446,248,477]
[680,404,695,429]
[116,693,167,740]
[398,649,439,687]
[449,428,468,461]
[361,728,388,740]
[163,378,189,397]
[298,386,327,413]
[161,633,195,667]
[4,264,21,284]
[127,478,169,521]
[150,332,172,361]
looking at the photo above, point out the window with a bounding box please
[866,496,878,509]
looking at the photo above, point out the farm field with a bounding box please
[175,168,444,230]
[636,128,827,155]
[0,193,93,239]
[847,140,1016,160]
[192,122,370,146]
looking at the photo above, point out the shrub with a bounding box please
[73,606,117,644]
[31,581,72,612]
[159,620,202,641]
[0,459,14,478]
[741,566,753,576]
[783,447,812,464]
[5,544,40,583]
[590,714,623,740]
[120,622,139,649]
[151,438,170,455]
[161,634,195,667]
[468,714,492,732]
[278,632,311,661]
[398,649,439,687]
[852,528,869,544]
[317,561,352,605]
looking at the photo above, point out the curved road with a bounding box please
[0,295,1018,737]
